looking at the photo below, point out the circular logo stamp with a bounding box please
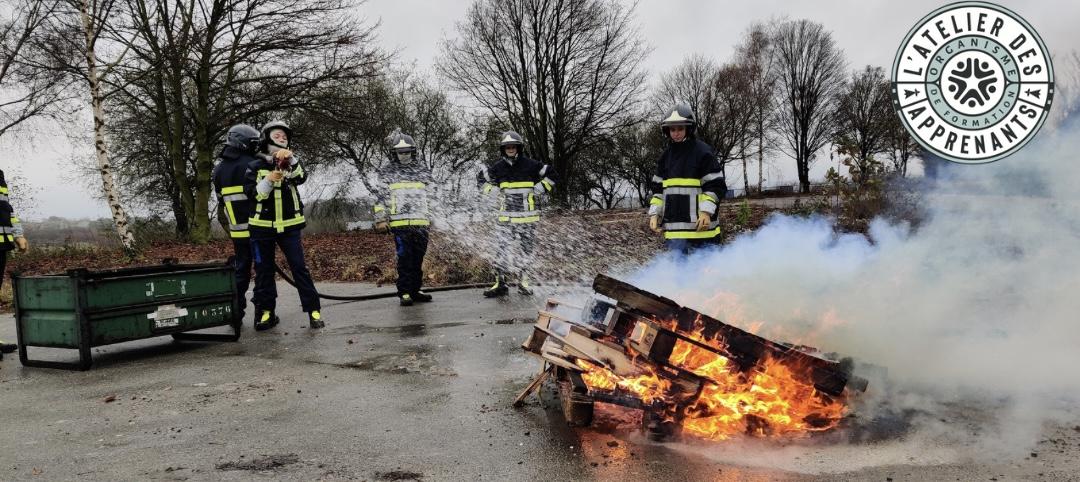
[892,1,1053,164]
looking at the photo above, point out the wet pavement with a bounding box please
[2,282,1077,481]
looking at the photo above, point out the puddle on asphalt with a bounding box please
[330,322,468,337]
[309,344,456,377]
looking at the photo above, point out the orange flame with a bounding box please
[574,319,848,441]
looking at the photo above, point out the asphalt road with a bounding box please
[2,282,1077,481]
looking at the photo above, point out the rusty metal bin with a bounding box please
[12,260,241,370]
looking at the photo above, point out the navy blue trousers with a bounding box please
[230,239,253,318]
[251,230,320,313]
[393,227,429,295]
[664,237,717,256]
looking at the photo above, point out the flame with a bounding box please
[573,319,848,441]
[575,360,671,405]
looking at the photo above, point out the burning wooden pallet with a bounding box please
[515,274,869,441]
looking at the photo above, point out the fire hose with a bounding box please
[272,264,493,302]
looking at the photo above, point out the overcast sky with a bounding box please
[4,0,1078,220]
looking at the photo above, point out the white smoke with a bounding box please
[623,114,1080,464]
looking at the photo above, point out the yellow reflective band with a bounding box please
[541,180,553,191]
[499,181,535,189]
[277,215,306,228]
[483,184,494,194]
[662,178,702,187]
[528,193,535,211]
[224,201,238,225]
[374,204,385,213]
[291,185,300,212]
[649,197,663,206]
[274,187,284,232]
[10,217,19,223]
[498,216,510,222]
[221,185,244,195]
[0,186,8,194]
[509,216,540,224]
[229,230,250,239]
[664,227,721,239]
[389,219,431,227]
[249,218,273,227]
[698,193,718,203]
[390,182,425,190]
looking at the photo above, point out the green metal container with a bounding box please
[12,260,241,370]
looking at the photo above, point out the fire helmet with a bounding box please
[226,124,261,154]
[660,104,696,137]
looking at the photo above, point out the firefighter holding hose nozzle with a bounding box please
[244,120,324,330]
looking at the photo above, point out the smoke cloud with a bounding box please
[622,116,1080,466]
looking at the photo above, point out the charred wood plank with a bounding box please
[593,274,867,396]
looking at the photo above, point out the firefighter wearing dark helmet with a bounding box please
[372,131,435,306]
[243,120,324,330]
[212,124,261,327]
[478,130,556,298]
[0,168,28,360]
[648,104,726,254]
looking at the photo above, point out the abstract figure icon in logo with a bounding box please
[947,57,998,108]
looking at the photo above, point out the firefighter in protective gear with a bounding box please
[0,168,28,359]
[244,120,324,330]
[213,124,261,326]
[478,131,556,298]
[649,104,726,254]
[372,131,434,306]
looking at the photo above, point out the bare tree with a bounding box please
[608,118,661,207]
[883,110,918,177]
[772,19,846,193]
[439,0,649,206]
[704,63,756,170]
[652,53,718,133]
[107,0,383,242]
[296,70,481,205]
[834,65,892,182]
[735,22,778,194]
[27,0,137,251]
[0,0,71,139]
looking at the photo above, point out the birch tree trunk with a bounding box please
[78,0,136,252]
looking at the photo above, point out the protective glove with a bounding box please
[15,236,28,253]
[696,212,711,231]
[532,183,547,195]
[273,149,293,161]
[375,221,389,232]
[648,215,663,234]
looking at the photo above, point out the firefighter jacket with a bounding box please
[243,153,308,237]
[0,170,23,251]
[372,161,434,229]
[212,146,258,239]
[649,138,726,240]
[479,155,555,224]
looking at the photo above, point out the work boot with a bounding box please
[399,293,414,306]
[0,340,16,354]
[483,277,508,298]
[255,310,279,331]
[517,277,534,296]
[412,291,433,303]
[308,310,325,329]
